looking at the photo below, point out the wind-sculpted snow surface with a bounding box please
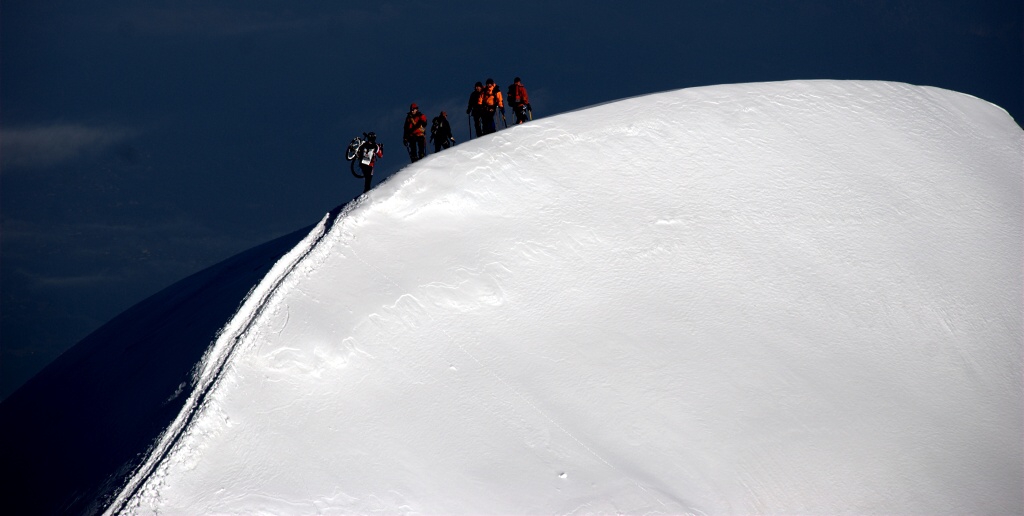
[112,81,1022,514]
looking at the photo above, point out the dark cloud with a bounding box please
[1,124,135,169]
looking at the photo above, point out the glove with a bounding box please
[527,103,532,110]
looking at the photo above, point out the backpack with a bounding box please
[508,83,528,105]
[480,85,501,108]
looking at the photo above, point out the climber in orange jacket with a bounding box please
[476,78,504,135]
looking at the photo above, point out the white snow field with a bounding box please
[110,81,1022,515]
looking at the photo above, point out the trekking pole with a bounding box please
[500,108,508,128]
[468,114,473,140]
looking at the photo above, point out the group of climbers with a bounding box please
[467,77,531,137]
[400,104,458,165]
[347,76,532,193]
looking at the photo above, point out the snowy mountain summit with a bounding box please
[50,81,1024,514]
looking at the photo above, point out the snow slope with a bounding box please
[111,81,1022,514]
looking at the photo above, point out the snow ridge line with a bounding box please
[348,248,698,515]
[105,205,349,515]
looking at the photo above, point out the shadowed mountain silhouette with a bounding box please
[0,217,341,515]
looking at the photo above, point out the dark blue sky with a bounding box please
[2,0,1020,399]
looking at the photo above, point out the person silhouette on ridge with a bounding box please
[507,77,531,124]
[476,78,504,135]
[430,111,455,152]
[403,103,428,163]
[352,132,383,193]
[466,82,485,138]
